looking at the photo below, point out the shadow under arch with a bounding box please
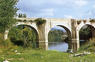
[48,25,72,52]
[8,24,39,48]
[57,25,72,49]
[79,24,95,46]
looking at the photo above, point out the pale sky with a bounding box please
[17,0,95,19]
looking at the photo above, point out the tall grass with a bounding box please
[79,38,95,52]
[0,33,14,49]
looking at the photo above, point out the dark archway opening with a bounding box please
[48,25,71,52]
[8,25,39,48]
[79,24,95,46]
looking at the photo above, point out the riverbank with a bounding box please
[0,47,95,62]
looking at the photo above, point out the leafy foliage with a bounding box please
[0,33,4,47]
[34,18,46,26]
[77,20,81,25]
[79,26,92,41]
[0,33,13,48]
[0,0,18,33]
[48,30,67,42]
[9,25,38,48]
[18,13,27,18]
[79,25,95,52]
[90,19,95,22]
[79,38,95,52]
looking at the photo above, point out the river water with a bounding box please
[48,42,68,52]
[48,40,86,52]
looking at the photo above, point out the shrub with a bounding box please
[17,19,23,22]
[8,26,38,48]
[79,38,95,52]
[23,19,27,22]
[3,38,13,48]
[34,18,46,26]
[0,33,13,48]
[77,20,81,25]
[0,57,4,62]
[90,19,95,23]
[29,20,33,22]
[0,33,4,48]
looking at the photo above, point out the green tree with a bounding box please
[18,13,23,18]
[48,30,67,42]
[79,26,92,40]
[23,14,26,18]
[9,25,38,48]
[0,0,18,33]
[18,13,27,18]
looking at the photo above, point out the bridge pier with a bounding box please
[71,39,80,52]
[38,41,48,50]
[37,23,48,50]
[71,19,80,52]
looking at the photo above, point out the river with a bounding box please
[48,42,68,52]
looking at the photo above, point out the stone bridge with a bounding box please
[4,18,95,52]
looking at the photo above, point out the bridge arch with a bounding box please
[4,22,39,40]
[15,22,38,33]
[77,22,95,31]
[57,25,72,50]
[4,23,39,47]
[79,24,95,46]
[57,25,71,41]
[48,25,72,51]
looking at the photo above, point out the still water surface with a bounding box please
[48,42,68,52]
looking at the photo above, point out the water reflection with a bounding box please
[48,42,68,52]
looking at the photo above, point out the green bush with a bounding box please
[23,19,27,22]
[17,19,23,22]
[0,33,4,48]
[29,20,33,22]
[0,33,3,41]
[0,33,13,49]
[77,20,81,24]
[79,38,95,52]
[90,19,95,23]
[0,57,4,62]
[34,18,46,26]
[8,25,38,48]
[3,38,13,48]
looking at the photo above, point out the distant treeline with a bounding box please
[48,30,67,42]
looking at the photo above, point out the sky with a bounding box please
[17,0,95,19]
[51,26,66,32]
